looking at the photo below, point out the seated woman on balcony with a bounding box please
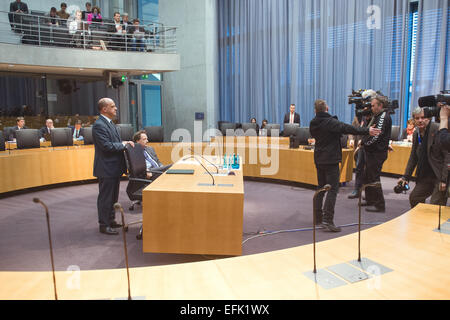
[45,7,59,26]
[87,6,102,25]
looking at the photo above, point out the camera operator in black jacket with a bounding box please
[398,107,448,208]
[360,96,392,213]
[310,99,381,232]
[438,104,450,151]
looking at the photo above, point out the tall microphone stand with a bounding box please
[33,198,58,300]
[184,155,215,186]
[358,182,381,262]
[312,184,331,274]
[114,203,132,300]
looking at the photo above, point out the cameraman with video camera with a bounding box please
[398,107,448,208]
[360,95,392,213]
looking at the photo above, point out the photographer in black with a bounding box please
[310,99,380,232]
[398,107,448,208]
[360,95,392,213]
[438,104,450,150]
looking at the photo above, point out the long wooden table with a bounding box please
[142,156,244,256]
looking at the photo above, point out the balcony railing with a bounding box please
[0,10,177,54]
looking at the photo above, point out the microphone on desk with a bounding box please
[32,197,58,300]
[184,155,215,186]
[188,147,219,173]
[312,184,331,274]
[114,202,132,300]
[357,182,382,262]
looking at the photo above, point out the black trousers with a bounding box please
[409,177,448,208]
[363,151,387,209]
[354,148,365,192]
[97,177,121,227]
[314,163,340,223]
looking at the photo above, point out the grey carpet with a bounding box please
[0,175,412,272]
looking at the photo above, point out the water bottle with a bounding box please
[223,153,227,169]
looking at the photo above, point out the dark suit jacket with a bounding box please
[283,112,301,125]
[144,146,163,167]
[403,122,449,183]
[92,115,126,178]
[69,126,85,139]
[39,126,52,140]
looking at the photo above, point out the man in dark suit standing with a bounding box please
[92,98,134,235]
[283,104,301,125]
[9,0,28,31]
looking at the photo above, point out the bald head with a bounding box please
[98,98,117,119]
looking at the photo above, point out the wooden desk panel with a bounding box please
[382,144,412,176]
[142,158,244,255]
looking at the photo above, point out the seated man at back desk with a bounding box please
[10,116,28,141]
[133,130,172,179]
[39,118,54,142]
[70,119,84,140]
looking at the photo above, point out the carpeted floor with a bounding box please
[0,175,412,272]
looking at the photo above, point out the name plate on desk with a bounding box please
[166,169,195,174]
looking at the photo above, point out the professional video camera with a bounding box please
[394,181,410,194]
[348,89,399,117]
[418,91,450,119]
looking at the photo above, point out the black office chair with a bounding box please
[116,124,134,141]
[220,122,237,136]
[3,127,14,142]
[266,124,281,137]
[123,143,164,239]
[144,126,164,142]
[82,127,94,145]
[16,129,40,149]
[391,125,400,141]
[50,128,74,147]
[340,134,349,148]
[0,131,5,152]
[283,123,300,137]
[295,127,310,145]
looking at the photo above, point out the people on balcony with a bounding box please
[82,2,92,21]
[9,0,29,32]
[68,10,86,48]
[87,6,102,25]
[57,2,70,26]
[45,7,60,26]
[108,12,126,50]
[128,19,147,52]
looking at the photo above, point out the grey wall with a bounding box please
[159,0,219,142]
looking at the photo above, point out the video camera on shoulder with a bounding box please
[348,89,399,118]
[418,91,450,119]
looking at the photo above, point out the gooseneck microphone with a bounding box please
[114,202,132,300]
[33,198,58,300]
[188,147,219,173]
[358,182,382,262]
[184,155,215,186]
[312,184,332,274]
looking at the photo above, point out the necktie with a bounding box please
[144,151,159,168]
[290,113,294,124]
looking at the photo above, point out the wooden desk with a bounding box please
[4,140,84,150]
[142,156,244,255]
[382,143,412,176]
[0,203,448,300]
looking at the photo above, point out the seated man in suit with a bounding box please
[10,116,28,141]
[70,119,84,140]
[133,130,172,179]
[283,104,301,125]
[39,118,54,142]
